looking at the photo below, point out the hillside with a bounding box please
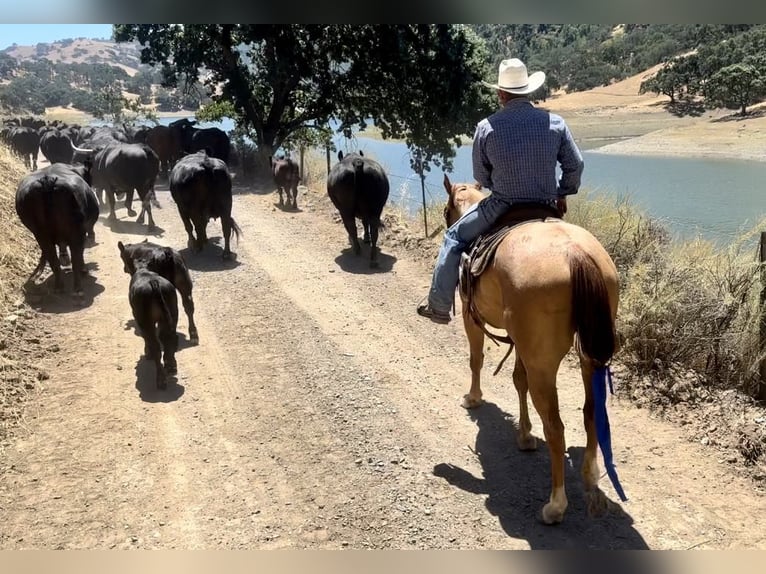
[1,38,141,76]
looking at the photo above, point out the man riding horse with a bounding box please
[419,58,626,524]
[417,57,584,323]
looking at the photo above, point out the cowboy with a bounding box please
[417,57,585,324]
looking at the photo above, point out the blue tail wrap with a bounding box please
[593,366,628,502]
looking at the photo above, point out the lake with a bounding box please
[114,115,766,245]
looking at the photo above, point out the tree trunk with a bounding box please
[255,145,274,179]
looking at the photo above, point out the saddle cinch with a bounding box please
[458,202,562,348]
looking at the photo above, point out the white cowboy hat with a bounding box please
[482,58,546,95]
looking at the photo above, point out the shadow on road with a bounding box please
[179,236,242,272]
[23,266,105,314]
[134,357,185,403]
[433,401,650,550]
[334,246,397,274]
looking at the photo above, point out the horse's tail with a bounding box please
[569,246,616,366]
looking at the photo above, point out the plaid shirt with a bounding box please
[472,99,584,204]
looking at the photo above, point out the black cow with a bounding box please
[271,156,301,209]
[7,126,40,170]
[40,130,74,164]
[168,119,230,164]
[327,150,390,268]
[145,124,183,177]
[127,268,178,390]
[15,162,99,294]
[81,142,160,229]
[118,240,199,343]
[169,149,241,259]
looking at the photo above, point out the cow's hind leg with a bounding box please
[136,192,156,230]
[175,272,198,343]
[339,212,360,255]
[159,319,178,379]
[106,188,118,221]
[69,237,87,296]
[140,320,165,390]
[125,188,137,217]
[191,215,208,253]
[221,216,234,259]
[180,213,196,251]
[57,243,71,268]
[38,238,64,293]
[367,218,381,268]
[461,309,485,409]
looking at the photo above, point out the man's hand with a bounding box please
[557,197,568,216]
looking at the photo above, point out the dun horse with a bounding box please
[442,175,624,524]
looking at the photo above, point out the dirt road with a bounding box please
[1,182,765,550]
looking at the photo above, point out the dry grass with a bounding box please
[568,190,766,398]
[0,145,39,447]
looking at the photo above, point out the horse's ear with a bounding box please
[337,150,343,161]
[473,181,481,190]
[359,150,364,156]
[443,173,452,196]
[117,241,125,253]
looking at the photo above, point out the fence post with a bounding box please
[325,145,331,176]
[759,232,766,401]
[415,151,428,238]
[300,145,305,183]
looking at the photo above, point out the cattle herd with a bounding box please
[5,114,393,390]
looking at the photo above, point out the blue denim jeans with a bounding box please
[427,195,511,312]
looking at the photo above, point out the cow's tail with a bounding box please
[352,157,363,213]
[150,278,173,330]
[229,217,243,244]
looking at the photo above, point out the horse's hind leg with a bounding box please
[527,365,568,524]
[511,356,537,451]
[579,352,613,517]
[461,310,485,409]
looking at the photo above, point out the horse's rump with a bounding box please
[460,220,617,360]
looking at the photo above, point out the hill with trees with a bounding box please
[0,37,211,119]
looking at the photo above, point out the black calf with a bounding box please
[128,268,179,390]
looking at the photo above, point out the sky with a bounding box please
[0,24,114,51]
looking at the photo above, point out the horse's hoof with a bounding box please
[127,209,137,217]
[540,503,565,525]
[369,260,379,269]
[461,394,484,409]
[147,224,157,232]
[222,251,233,260]
[108,214,117,221]
[516,434,538,451]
